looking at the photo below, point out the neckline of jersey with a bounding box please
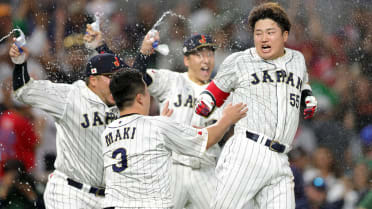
[120,113,140,118]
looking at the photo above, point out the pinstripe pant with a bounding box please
[44,171,103,209]
[170,163,217,209]
[211,135,295,209]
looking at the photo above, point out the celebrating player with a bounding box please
[93,32,226,209]
[194,2,318,209]
[8,34,155,208]
[101,68,247,209]
[146,34,225,209]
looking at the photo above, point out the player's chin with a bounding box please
[199,70,211,80]
[259,51,275,60]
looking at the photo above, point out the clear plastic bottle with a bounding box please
[149,29,169,56]
[11,29,27,64]
[85,12,102,50]
[91,12,101,32]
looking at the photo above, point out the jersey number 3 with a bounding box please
[112,148,128,172]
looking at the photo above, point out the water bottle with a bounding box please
[85,12,102,49]
[149,29,169,56]
[91,12,101,32]
[11,29,27,64]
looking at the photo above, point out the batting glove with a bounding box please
[304,96,317,119]
[195,91,216,117]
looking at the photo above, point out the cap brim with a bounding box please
[185,43,218,54]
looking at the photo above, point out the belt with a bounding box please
[67,178,105,197]
[246,131,285,153]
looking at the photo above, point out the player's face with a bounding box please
[184,48,215,85]
[93,74,115,106]
[253,18,288,60]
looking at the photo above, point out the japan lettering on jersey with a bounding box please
[14,79,118,187]
[213,47,309,146]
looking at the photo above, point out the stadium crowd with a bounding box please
[0,0,371,208]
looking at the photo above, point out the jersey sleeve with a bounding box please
[146,69,174,99]
[155,117,208,157]
[298,52,312,92]
[14,79,72,120]
[213,53,240,93]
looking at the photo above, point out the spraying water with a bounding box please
[152,10,189,30]
[0,29,20,43]
[150,10,190,56]
[0,28,27,64]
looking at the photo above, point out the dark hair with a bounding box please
[248,2,291,33]
[109,68,146,110]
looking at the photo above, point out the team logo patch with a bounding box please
[198,131,202,135]
[114,57,120,67]
[199,35,206,44]
[91,68,97,74]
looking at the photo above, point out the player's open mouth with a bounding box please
[262,45,271,53]
[201,67,209,72]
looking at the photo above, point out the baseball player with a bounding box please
[146,34,227,209]
[101,68,247,209]
[8,34,155,208]
[194,3,318,209]
[93,32,226,208]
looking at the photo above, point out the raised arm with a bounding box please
[83,24,158,85]
[9,40,30,91]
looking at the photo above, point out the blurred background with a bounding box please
[0,0,371,208]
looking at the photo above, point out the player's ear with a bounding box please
[184,56,189,67]
[136,93,144,105]
[283,30,289,42]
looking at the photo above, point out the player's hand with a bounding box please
[9,38,29,64]
[84,24,104,49]
[304,96,317,119]
[140,30,159,55]
[221,103,248,125]
[195,92,215,117]
[161,101,173,117]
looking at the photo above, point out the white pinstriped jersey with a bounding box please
[14,79,118,187]
[101,114,208,208]
[214,47,311,146]
[147,70,221,167]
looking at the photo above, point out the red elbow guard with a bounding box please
[206,81,230,107]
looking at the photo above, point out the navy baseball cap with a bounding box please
[183,34,217,55]
[86,53,128,77]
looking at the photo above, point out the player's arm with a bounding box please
[205,103,247,149]
[9,43,70,119]
[195,81,230,117]
[132,30,159,85]
[301,87,317,119]
[301,68,317,119]
[297,52,317,120]
[84,25,156,85]
[195,53,240,117]
[161,103,246,157]
[9,41,30,90]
